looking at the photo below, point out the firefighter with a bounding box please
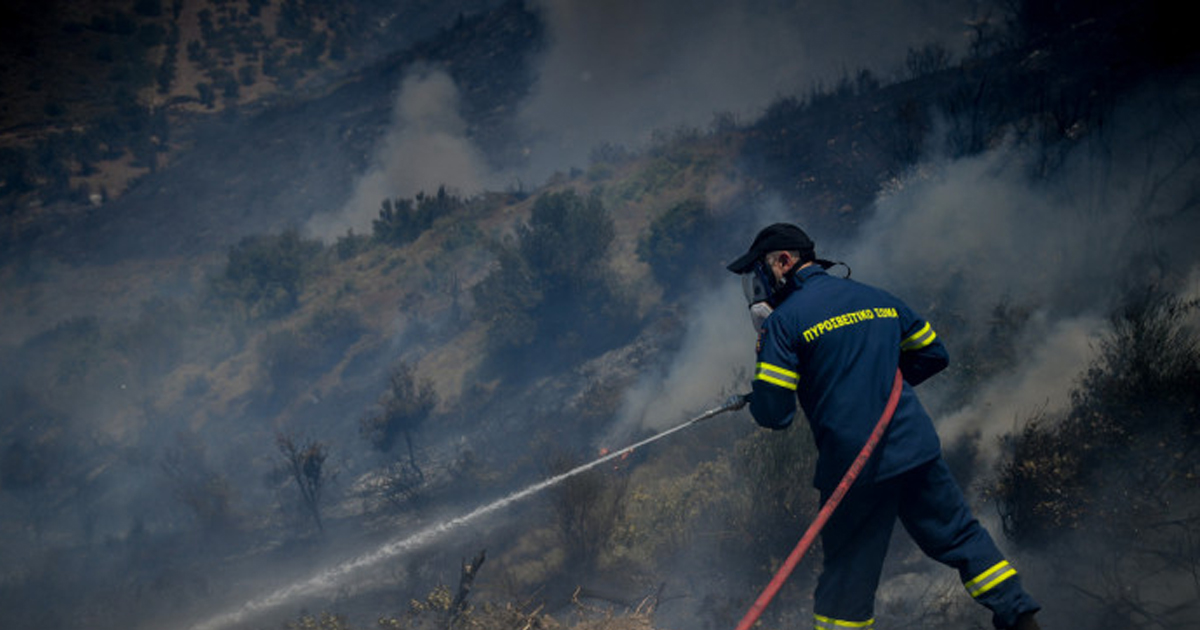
[728,223,1041,630]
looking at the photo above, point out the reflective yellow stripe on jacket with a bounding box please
[900,321,936,351]
[964,560,1017,597]
[756,362,799,390]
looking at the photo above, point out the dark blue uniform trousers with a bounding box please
[814,457,1040,629]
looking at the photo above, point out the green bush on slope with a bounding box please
[472,189,637,368]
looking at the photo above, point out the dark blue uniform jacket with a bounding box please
[750,265,949,491]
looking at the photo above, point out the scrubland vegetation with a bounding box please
[1,2,1198,630]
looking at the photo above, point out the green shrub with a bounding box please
[636,197,720,299]
[517,190,614,286]
[471,245,540,351]
[437,218,482,251]
[372,187,462,247]
[615,458,739,559]
[472,189,637,365]
[209,228,325,320]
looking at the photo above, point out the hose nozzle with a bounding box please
[724,393,750,411]
[690,393,751,424]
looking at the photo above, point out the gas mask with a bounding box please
[741,258,846,332]
[742,259,779,333]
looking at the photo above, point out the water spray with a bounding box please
[189,394,748,630]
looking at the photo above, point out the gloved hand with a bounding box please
[724,392,751,411]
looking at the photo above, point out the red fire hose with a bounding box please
[734,368,905,630]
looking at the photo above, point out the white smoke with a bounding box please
[306,67,495,239]
[935,311,1104,452]
[839,86,1200,460]
[615,78,1200,471]
[608,282,755,440]
[846,144,1135,323]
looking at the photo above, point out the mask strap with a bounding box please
[770,259,851,306]
[814,259,851,279]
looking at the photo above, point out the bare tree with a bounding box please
[448,549,486,629]
[276,433,328,533]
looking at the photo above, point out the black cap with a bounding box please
[726,223,815,273]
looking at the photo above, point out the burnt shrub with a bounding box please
[732,423,821,554]
[160,437,240,535]
[990,289,1200,545]
[546,451,628,569]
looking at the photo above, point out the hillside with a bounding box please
[2,2,1200,630]
[1,0,516,260]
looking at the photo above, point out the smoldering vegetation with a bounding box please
[1,2,1199,630]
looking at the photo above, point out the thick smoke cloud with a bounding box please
[842,90,1200,456]
[618,79,1200,468]
[520,0,980,175]
[306,67,495,239]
